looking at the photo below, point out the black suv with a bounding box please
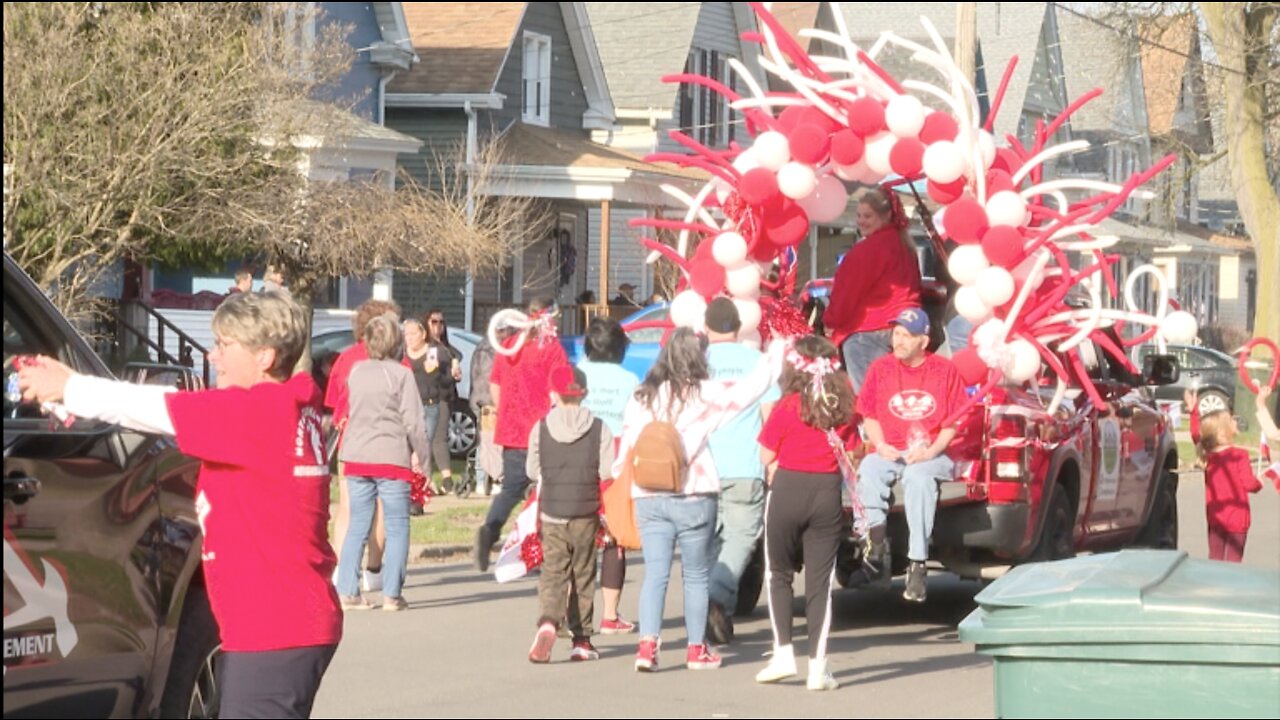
[4,254,219,718]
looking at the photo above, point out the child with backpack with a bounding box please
[754,336,860,691]
[525,366,615,663]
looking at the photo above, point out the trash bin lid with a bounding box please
[959,550,1280,648]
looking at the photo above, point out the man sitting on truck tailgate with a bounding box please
[856,308,967,603]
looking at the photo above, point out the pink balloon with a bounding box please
[944,197,989,244]
[739,167,780,206]
[889,137,926,177]
[927,177,966,204]
[846,97,886,137]
[777,106,807,134]
[981,226,1026,269]
[919,112,960,144]
[764,199,810,247]
[787,124,831,164]
[689,259,727,298]
[986,169,1016,195]
[830,129,865,165]
[798,175,849,223]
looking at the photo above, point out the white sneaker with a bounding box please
[807,658,839,691]
[754,645,797,684]
[362,569,383,593]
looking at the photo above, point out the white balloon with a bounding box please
[670,290,708,331]
[977,130,997,171]
[1003,339,1042,383]
[986,190,1029,228]
[727,263,763,299]
[777,162,818,200]
[885,95,926,138]
[797,175,849,223]
[923,141,966,184]
[753,131,792,172]
[835,160,881,185]
[977,266,1016,307]
[955,286,993,323]
[712,231,749,269]
[739,328,763,350]
[732,298,762,334]
[863,131,897,176]
[1160,310,1199,345]
[948,245,990,286]
[732,150,760,174]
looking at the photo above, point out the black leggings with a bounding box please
[601,541,626,591]
[764,468,843,660]
[218,644,336,719]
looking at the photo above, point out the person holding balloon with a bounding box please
[823,187,922,393]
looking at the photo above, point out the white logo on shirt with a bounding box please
[196,491,215,561]
[296,407,325,465]
[888,390,938,422]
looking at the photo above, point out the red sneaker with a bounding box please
[634,638,660,672]
[528,622,556,664]
[600,616,637,635]
[686,644,722,670]
[569,639,600,662]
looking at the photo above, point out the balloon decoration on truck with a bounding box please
[629,2,1199,418]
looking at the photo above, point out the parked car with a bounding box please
[311,327,480,457]
[4,253,216,717]
[1136,344,1237,415]
[561,303,668,379]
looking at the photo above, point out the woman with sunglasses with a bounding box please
[404,310,463,494]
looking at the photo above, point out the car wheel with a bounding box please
[1136,469,1178,549]
[159,585,222,719]
[448,405,477,458]
[1029,484,1075,563]
[1197,390,1230,416]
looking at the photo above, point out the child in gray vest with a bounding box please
[525,365,615,663]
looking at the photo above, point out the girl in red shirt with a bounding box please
[755,336,860,692]
[1188,390,1264,563]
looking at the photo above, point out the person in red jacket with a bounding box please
[824,187,922,393]
[1186,389,1265,562]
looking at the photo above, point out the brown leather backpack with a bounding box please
[631,419,687,493]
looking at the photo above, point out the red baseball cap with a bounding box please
[550,365,588,398]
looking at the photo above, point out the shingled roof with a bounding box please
[1056,11,1145,134]
[388,3,527,94]
[584,3,703,112]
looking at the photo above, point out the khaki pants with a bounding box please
[537,516,599,638]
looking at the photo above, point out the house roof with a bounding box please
[496,123,706,181]
[770,3,822,52]
[585,3,703,113]
[389,2,526,94]
[283,99,423,151]
[1137,14,1196,138]
[1056,12,1143,133]
[835,3,1053,139]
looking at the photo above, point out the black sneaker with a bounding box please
[474,525,493,572]
[706,600,734,645]
[903,561,927,603]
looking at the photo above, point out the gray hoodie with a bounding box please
[340,359,430,470]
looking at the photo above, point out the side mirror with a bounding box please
[1142,354,1180,386]
[124,362,205,391]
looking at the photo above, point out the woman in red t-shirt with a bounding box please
[755,336,860,692]
[824,188,922,393]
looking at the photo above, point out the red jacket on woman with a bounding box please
[824,226,922,345]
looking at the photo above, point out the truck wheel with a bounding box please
[159,586,222,719]
[734,540,765,617]
[1136,470,1178,549]
[1030,484,1074,563]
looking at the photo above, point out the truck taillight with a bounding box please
[993,446,1026,479]
[991,414,1029,481]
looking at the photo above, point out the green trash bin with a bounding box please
[959,550,1280,719]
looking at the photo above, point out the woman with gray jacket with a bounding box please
[337,315,430,611]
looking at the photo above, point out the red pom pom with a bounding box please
[927,177,966,204]
[787,123,831,165]
[990,148,1021,175]
[739,167,780,206]
[764,199,810,247]
[985,169,1016,195]
[981,226,1026,269]
[889,137,926,177]
[777,105,808,133]
[944,197,989,244]
[919,112,960,144]
[520,532,544,569]
[830,129,865,165]
[952,348,989,386]
[689,259,727,298]
[847,97,886,136]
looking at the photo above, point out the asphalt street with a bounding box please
[313,470,1278,718]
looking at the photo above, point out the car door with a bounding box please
[3,260,164,718]
[1091,340,1161,535]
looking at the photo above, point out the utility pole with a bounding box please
[956,2,978,90]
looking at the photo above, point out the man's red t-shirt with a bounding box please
[490,336,568,449]
[856,353,967,451]
[166,373,342,653]
[324,341,368,428]
[759,393,861,473]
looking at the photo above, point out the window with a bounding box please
[678,48,738,148]
[522,32,551,126]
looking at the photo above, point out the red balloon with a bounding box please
[927,177,966,204]
[986,169,1016,195]
[847,97,886,137]
[798,107,841,134]
[990,148,1021,175]
[830,129,865,165]
[777,105,808,134]
[750,236,779,262]
[787,123,831,165]
[919,112,960,144]
[689,259,727,298]
[945,197,989,244]
[764,199,810,247]
[739,167,780,206]
[694,237,716,262]
[981,226,1026,269]
[952,348,989,386]
[889,138,926,177]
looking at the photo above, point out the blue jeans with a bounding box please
[483,448,528,536]
[841,329,892,394]
[338,477,410,599]
[635,494,717,646]
[857,454,955,562]
[709,478,765,610]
